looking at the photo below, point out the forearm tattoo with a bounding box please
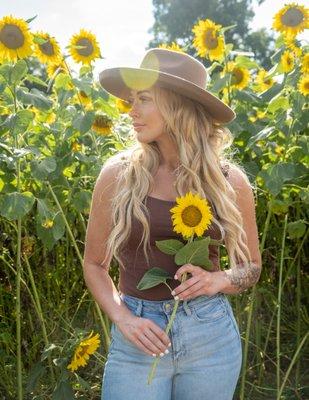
[224,262,261,293]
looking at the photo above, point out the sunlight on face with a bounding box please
[127,88,166,143]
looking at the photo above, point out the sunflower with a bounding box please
[192,19,225,61]
[46,61,69,79]
[170,192,213,239]
[272,3,309,39]
[115,98,132,113]
[67,331,100,372]
[249,109,267,122]
[68,29,101,65]
[158,42,185,53]
[222,61,250,90]
[300,53,309,74]
[297,75,309,96]
[72,141,82,152]
[284,36,302,58]
[255,69,274,92]
[91,114,113,135]
[280,50,295,73]
[0,15,33,62]
[33,31,61,64]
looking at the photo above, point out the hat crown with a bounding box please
[140,48,208,90]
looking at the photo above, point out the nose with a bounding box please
[128,99,140,118]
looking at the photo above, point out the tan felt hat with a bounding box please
[99,48,236,124]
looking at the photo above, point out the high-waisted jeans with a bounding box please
[102,292,242,400]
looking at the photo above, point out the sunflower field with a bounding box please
[0,3,308,400]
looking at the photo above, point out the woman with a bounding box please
[83,48,262,400]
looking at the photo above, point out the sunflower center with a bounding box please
[80,90,88,98]
[39,39,55,56]
[93,115,111,128]
[76,38,94,56]
[0,24,24,49]
[305,82,309,90]
[181,205,202,227]
[204,30,218,49]
[231,68,244,85]
[281,7,304,27]
[77,345,89,358]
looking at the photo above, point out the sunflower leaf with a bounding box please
[137,267,172,290]
[155,239,184,255]
[174,237,213,270]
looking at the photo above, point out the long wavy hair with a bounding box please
[101,86,252,271]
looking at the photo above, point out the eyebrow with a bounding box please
[128,90,150,99]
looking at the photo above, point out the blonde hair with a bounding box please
[102,86,252,271]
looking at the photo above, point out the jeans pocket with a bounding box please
[191,296,227,322]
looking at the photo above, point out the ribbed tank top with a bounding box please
[118,166,229,300]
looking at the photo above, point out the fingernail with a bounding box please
[174,275,178,280]
[159,352,165,357]
[168,342,171,347]
[164,349,169,354]
[152,353,156,357]
[174,295,179,300]
[171,290,175,295]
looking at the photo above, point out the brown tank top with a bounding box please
[118,165,229,301]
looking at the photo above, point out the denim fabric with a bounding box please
[102,292,242,400]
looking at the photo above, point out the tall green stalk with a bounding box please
[276,213,288,396]
[47,182,110,349]
[239,201,272,400]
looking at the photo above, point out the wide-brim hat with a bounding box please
[99,48,236,124]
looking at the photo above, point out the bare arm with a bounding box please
[83,163,133,324]
[220,166,262,294]
[83,163,171,356]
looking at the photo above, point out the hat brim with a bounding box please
[99,67,236,124]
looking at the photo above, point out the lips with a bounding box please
[133,123,145,128]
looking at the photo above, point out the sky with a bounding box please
[0,0,308,76]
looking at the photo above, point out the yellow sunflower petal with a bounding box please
[170,191,213,239]
[68,29,101,65]
[33,31,62,64]
[0,15,33,62]
[272,3,309,39]
[297,75,309,96]
[158,42,185,53]
[192,19,225,61]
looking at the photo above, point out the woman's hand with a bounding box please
[171,263,228,300]
[116,315,171,357]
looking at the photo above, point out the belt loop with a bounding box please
[183,300,192,316]
[135,299,143,317]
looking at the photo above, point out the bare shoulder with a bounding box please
[225,163,253,193]
[83,159,125,268]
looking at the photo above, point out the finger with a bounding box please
[149,322,171,348]
[172,276,200,296]
[175,264,202,280]
[142,330,170,355]
[134,336,161,357]
[176,280,204,300]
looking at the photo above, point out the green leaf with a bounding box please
[137,267,172,290]
[155,239,184,255]
[234,90,262,106]
[10,60,28,85]
[52,380,75,400]
[17,88,53,110]
[0,192,35,220]
[73,111,95,134]
[52,213,65,241]
[25,74,48,88]
[31,157,57,181]
[25,361,46,393]
[287,220,306,239]
[54,72,72,90]
[10,110,34,135]
[71,190,92,212]
[234,55,259,69]
[211,74,230,93]
[174,237,213,270]
[267,95,289,114]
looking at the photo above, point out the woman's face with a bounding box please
[128,88,166,143]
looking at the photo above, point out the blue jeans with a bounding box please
[102,292,242,400]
